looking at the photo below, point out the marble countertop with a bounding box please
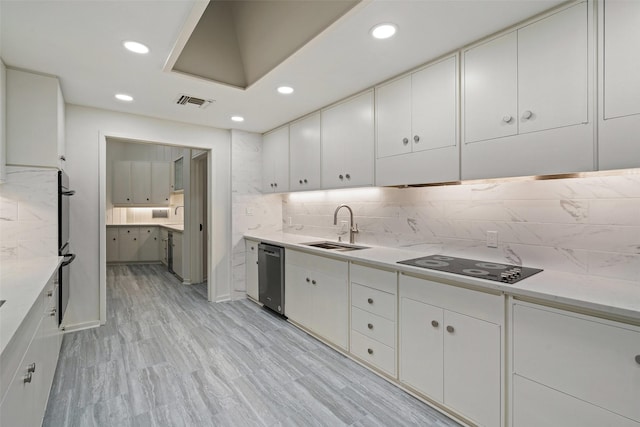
[0,256,62,357]
[107,223,184,232]
[245,231,640,322]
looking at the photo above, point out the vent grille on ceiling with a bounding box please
[175,94,214,109]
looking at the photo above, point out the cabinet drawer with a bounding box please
[351,263,396,294]
[513,303,640,422]
[351,330,396,377]
[352,283,396,321]
[351,306,395,348]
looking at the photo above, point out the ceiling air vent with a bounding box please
[175,94,214,109]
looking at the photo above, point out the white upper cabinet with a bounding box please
[112,161,170,206]
[462,2,594,180]
[0,60,6,182]
[6,68,65,169]
[289,113,321,191]
[262,125,289,193]
[598,0,640,170]
[321,90,374,189]
[376,55,459,186]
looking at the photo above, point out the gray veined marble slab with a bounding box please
[44,264,461,427]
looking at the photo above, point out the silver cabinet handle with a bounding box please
[367,298,373,304]
[27,363,36,373]
[311,279,316,285]
[345,174,351,180]
[402,137,409,145]
[635,355,640,365]
[50,308,57,317]
[413,135,420,143]
[431,320,439,328]
[367,323,373,330]
[446,325,454,333]
[503,115,513,123]
[522,110,533,120]
[47,290,53,297]
[24,372,33,383]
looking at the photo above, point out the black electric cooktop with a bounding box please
[397,255,543,284]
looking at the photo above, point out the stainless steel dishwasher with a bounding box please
[258,243,285,315]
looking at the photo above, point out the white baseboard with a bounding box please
[62,319,101,333]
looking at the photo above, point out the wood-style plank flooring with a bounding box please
[43,264,461,427]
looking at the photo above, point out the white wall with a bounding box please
[283,173,640,283]
[230,130,282,299]
[64,105,231,329]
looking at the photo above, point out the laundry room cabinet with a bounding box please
[462,1,594,179]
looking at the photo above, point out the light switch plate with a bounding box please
[486,231,498,248]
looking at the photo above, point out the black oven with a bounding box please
[58,170,76,325]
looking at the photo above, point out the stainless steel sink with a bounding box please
[302,241,369,252]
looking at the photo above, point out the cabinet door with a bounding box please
[150,162,170,205]
[443,310,501,427]
[245,244,259,301]
[173,232,183,278]
[118,228,139,261]
[262,126,289,193]
[289,113,321,191]
[131,161,151,204]
[604,0,640,120]
[322,91,374,188]
[312,267,349,350]
[463,31,518,143]
[106,228,119,262]
[160,229,168,265]
[138,227,159,262]
[412,56,457,152]
[518,2,588,134]
[112,161,132,204]
[284,263,313,328]
[399,297,444,402]
[376,75,412,159]
[513,374,639,427]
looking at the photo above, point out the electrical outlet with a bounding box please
[486,231,498,248]
[245,207,254,216]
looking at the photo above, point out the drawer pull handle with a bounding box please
[431,320,439,328]
[367,323,373,330]
[306,277,310,283]
[24,372,33,383]
[50,308,57,317]
[636,355,640,365]
[367,298,373,304]
[367,348,373,355]
[27,363,36,373]
[446,325,454,333]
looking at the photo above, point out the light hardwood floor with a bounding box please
[43,264,461,427]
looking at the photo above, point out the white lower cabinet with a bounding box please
[138,227,159,262]
[512,301,640,426]
[399,274,503,427]
[107,226,161,263]
[285,250,348,349]
[172,231,183,279]
[245,239,259,301]
[106,228,119,262]
[118,227,140,261]
[349,263,397,377]
[0,271,62,427]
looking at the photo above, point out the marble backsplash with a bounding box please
[0,166,58,261]
[282,172,640,283]
[231,130,282,299]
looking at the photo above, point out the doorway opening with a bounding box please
[104,137,210,300]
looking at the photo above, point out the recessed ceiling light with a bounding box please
[371,23,397,40]
[277,86,294,95]
[231,116,245,122]
[123,41,150,54]
[115,93,133,102]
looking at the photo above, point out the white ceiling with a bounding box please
[0,0,564,134]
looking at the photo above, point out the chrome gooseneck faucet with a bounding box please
[333,204,359,244]
[174,205,184,215]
